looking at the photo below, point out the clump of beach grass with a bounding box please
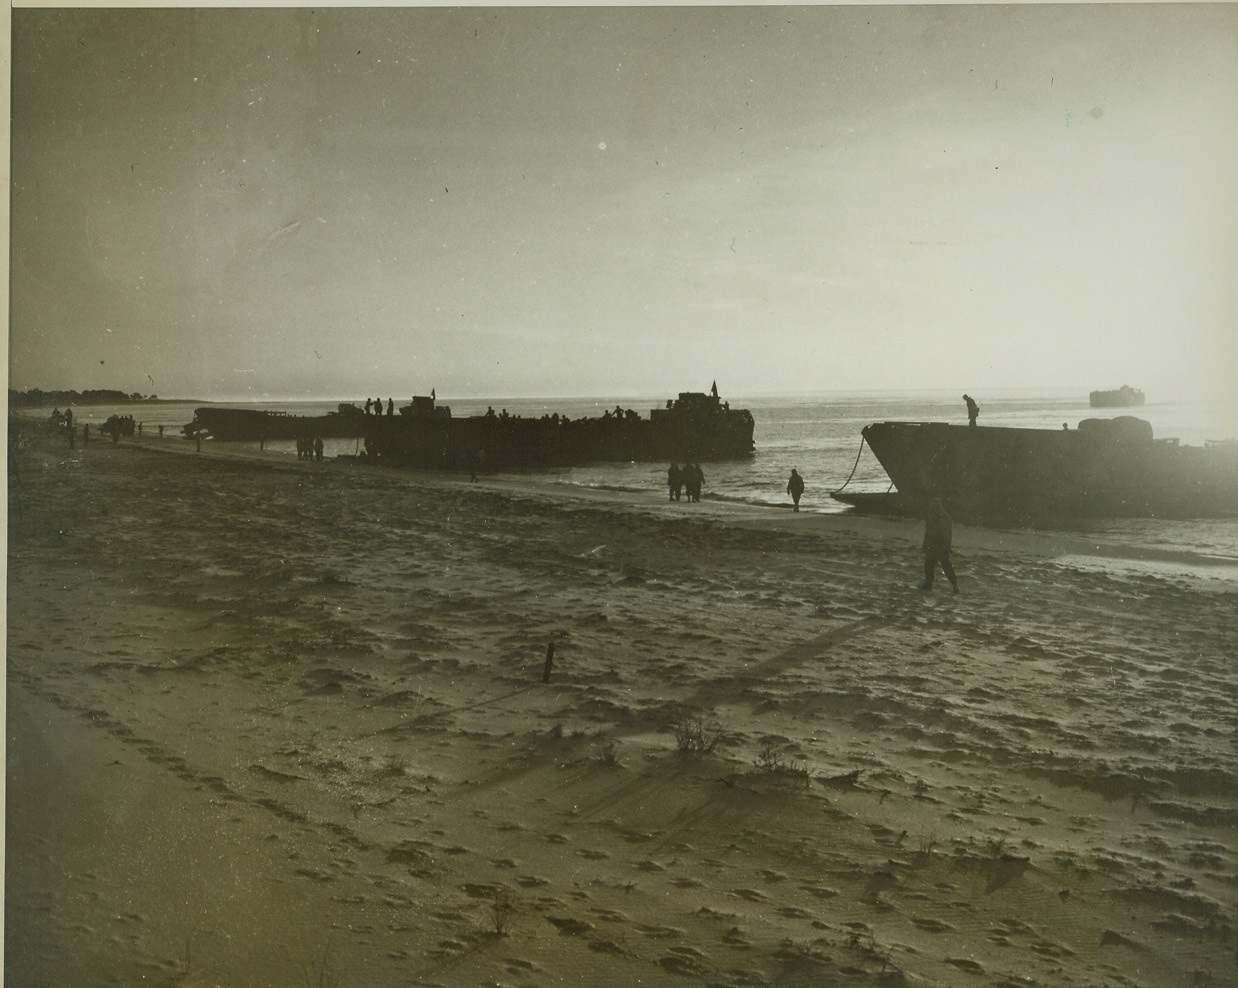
[373,752,408,778]
[672,715,726,754]
[753,737,813,785]
[490,886,517,936]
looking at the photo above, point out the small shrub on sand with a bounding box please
[490,886,517,935]
[374,753,407,778]
[754,738,812,784]
[848,929,893,972]
[673,715,726,754]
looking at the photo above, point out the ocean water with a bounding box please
[18,389,1238,577]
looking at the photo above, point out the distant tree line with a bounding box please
[9,388,158,407]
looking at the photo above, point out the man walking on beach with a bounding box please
[786,468,805,511]
[963,394,979,427]
[920,498,959,593]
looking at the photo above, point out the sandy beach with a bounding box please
[6,427,1236,988]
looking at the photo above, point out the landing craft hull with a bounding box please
[363,392,756,470]
[834,418,1238,524]
[186,405,366,441]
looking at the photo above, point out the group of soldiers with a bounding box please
[668,463,806,510]
[666,462,705,502]
[296,436,325,462]
[665,462,958,591]
[47,408,142,448]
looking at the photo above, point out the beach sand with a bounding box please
[6,426,1236,987]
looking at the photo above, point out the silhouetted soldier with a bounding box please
[387,398,394,416]
[920,498,959,593]
[963,394,979,427]
[667,463,681,501]
[686,463,704,502]
[314,437,324,462]
[787,468,805,511]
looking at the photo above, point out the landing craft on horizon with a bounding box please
[1089,384,1145,408]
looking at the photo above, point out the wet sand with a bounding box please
[6,427,1236,987]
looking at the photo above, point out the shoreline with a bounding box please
[131,432,1238,576]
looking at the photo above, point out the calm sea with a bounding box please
[20,389,1238,579]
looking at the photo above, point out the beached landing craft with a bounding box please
[363,387,755,470]
[832,416,1238,524]
[184,403,366,441]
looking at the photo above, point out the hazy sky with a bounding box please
[9,4,1238,403]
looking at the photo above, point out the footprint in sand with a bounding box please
[636,923,685,939]
[546,915,594,936]
[911,916,955,933]
[588,938,630,956]
[658,948,709,976]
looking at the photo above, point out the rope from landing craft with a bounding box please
[831,433,868,494]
